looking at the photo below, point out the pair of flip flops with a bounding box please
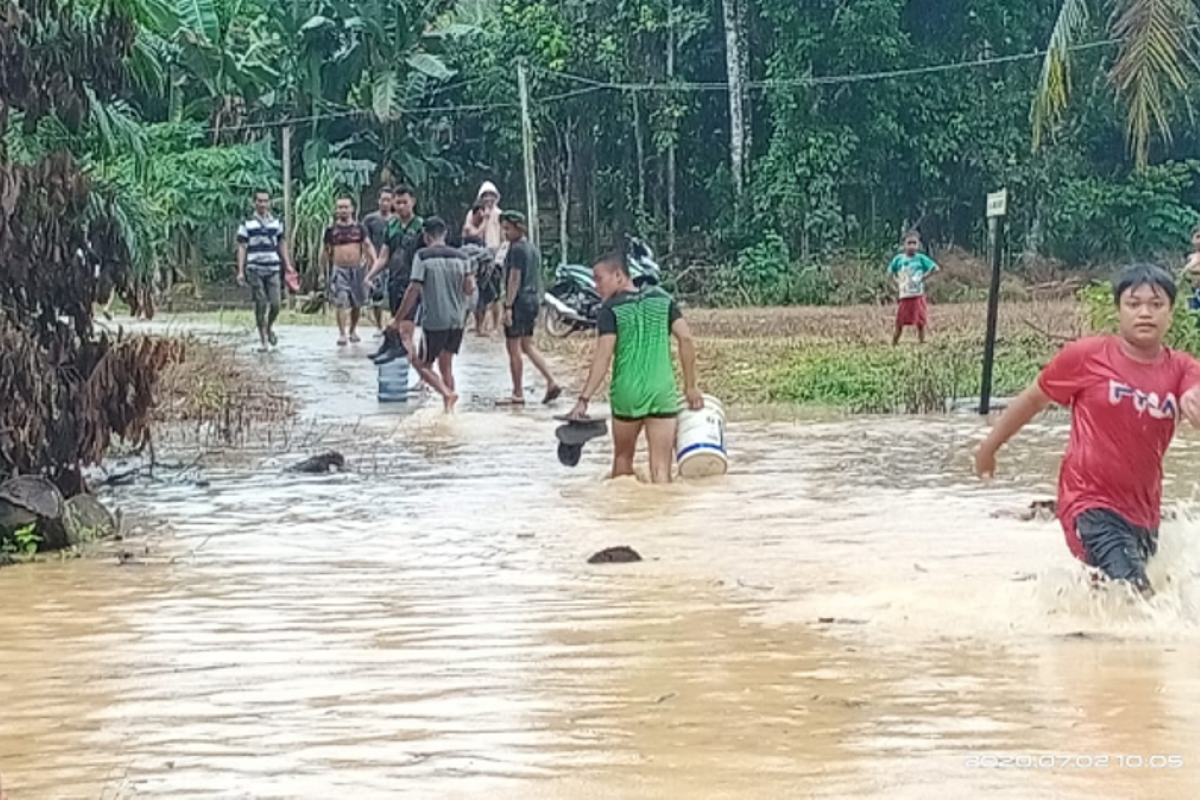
[496,386,564,407]
[554,415,608,467]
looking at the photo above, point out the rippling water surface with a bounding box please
[3,323,1200,799]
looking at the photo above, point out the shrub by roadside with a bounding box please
[154,336,294,443]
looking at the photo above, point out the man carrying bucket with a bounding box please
[569,253,703,483]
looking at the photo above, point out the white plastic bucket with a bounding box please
[675,394,727,478]
[377,356,410,403]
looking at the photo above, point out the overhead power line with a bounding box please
[201,27,1185,135]
[530,33,1133,92]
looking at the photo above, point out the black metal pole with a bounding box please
[980,214,1004,414]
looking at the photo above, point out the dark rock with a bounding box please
[33,518,71,552]
[588,546,642,564]
[0,476,64,522]
[62,494,118,546]
[286,451,346,474]
[0,498,36,530]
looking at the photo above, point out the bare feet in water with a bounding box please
[444,393,459,413]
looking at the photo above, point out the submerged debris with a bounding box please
[287,452,346,474]
[588,546,642,564]
[990,499,1057,522]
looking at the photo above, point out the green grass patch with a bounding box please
[760,336,1050,413]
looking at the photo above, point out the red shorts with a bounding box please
[895,296,928,328]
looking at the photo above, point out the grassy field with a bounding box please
[539,299,1085,413]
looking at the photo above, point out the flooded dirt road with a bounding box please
[3,323,1200,798]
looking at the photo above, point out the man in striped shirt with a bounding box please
[236,190,296,351]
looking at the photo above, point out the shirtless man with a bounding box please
[323,196,377,347]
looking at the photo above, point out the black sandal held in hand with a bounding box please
[554,416,608,467]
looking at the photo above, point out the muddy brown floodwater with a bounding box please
[3,323,1200,799]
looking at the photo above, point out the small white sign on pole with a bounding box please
[986,189,1008,219]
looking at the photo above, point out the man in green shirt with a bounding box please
[365,185,423,362]
[570,253,703,483]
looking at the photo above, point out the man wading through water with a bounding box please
[975,264,1200,599]
[236,190,296,352]
[395,217,474,412]
[497,211,562,406]
[362,186,395,335]
[366,185,424,364]
[570,254,703,483]
[323,196,377,347]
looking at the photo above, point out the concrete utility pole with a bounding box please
[517,59,540,248]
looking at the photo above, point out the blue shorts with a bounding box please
[1189,289,1200,312]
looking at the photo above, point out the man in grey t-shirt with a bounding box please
[497,211,560,406]
[395,217,476,413]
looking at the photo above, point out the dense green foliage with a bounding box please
[35,0,1200,301]
[2,0,185,496]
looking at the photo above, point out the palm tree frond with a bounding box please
[1109,0,1200,166]
[129,29,168,95]
[1032,0,1090,150]
[85,89,149,168]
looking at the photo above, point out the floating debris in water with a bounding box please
[588,546,642,564]
[287,451,346,474]
[990,499,1057,522]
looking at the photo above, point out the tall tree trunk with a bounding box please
[721,0,747,199]
[556,121,575,265]
[737,0,751,164]
[588,124,599,253]
[667,5,677,255]
[632,91,646,222]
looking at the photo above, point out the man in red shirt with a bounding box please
[975,264,1200,598]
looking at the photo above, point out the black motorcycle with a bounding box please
[542,237,662,337]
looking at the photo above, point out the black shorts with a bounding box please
[422,328,464,362]
[477,269,501,308]
[613,412,678,423]
[505,295,540,339]
[1076,509,1158,594]
[388,277,420,322]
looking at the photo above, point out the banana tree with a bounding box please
[267,0,467,187]
[1033,0,1200,167]
[170,0,282,139]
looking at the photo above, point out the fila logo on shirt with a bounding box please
[1109,381,1178,419]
